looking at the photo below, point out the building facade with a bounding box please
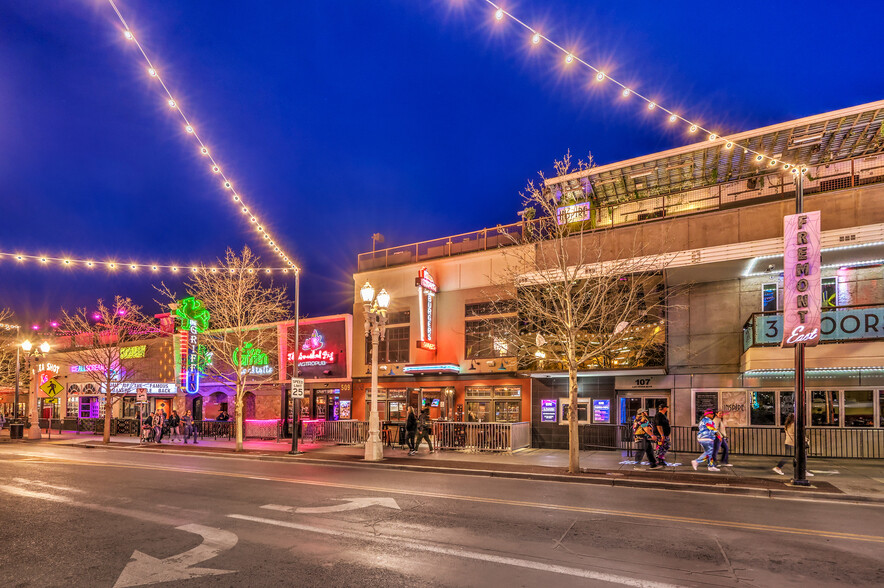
[356,100,884,456]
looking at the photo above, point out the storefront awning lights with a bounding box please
[743,241,884,276]
[402,364,461,375]
[745,367,884,377]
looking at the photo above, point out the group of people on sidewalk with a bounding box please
[141,409,198,444]
[631,403,673,469]
[690,408,733,471]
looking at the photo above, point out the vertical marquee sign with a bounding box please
[175,297,210,393]
[781,211,821,347]
[416,267,437,351]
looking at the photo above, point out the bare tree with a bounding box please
[0,309,20,389]
[491,153,672,474]
[59,297,158,444]
[159,247,290,452]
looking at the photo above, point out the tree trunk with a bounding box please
[103,389,112,444]
[567,366,579,474]
[235,394,244,452]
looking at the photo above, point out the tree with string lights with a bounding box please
[488,152,675,474]
[0,309,20,390]
[159,247,290,452]
[58,297,159,444]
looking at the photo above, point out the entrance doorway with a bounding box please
[192,396,203,421]
[618,392,670,425]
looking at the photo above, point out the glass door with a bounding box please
[619,392,670,424]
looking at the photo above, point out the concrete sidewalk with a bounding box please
[15,430,884,502]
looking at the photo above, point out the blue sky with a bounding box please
[2,0,883,325]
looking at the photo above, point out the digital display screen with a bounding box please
[431,399,440,407]
[540,399,557,422]
[593,399,610,423]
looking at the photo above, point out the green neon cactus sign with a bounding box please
[175,297,210,332]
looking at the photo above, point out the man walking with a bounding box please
[632,408,658,469]
[712,409,732,467]
[152,409,166,444]
[405,406,417,455]
[654,404,671,466]
[413,407,434,454]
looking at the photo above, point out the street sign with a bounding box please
[40,378,63,397]
[136,388,148,403]
[291,378,305,399]
[43,397,58,405]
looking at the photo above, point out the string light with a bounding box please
[106,0,300,273]
[480,0,802,170]
[0,251,290,274]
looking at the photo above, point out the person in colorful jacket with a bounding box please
[632,408,659,469]
[691,408,721,472]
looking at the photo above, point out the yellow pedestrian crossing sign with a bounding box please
[40,378,62,397]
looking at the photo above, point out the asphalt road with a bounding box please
[0,444,882,588]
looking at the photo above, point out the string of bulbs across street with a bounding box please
[0,251,292,274]
[482,0,808,174]
[106,0,300,273]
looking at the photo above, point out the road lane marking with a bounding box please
[8,455,884,544]
[263,497,400,514]
[228,514,679,588]
[13,478,85,492]
[114,524,237,588]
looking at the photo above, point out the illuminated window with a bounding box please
[465,317,515,359]
[822,277,836,308]
[365,326,410,364]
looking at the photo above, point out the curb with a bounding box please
[50,440,884,505]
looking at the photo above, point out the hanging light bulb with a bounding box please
[668,114,677,123]
[16,256,22,261]
[233,195,239,201]
[148,68,157,77]
[109,263,117,270]
[755,154,764,162]
[63,259,71,265]
[647,102,656,110]
[40,258,47,263]
[708,133,717,141]
[172,267,179,272]
[185,125,194,133]
[725,142,734,149]
[200,147,209,155]
[495,8,504,21]
[224,181,231,189]
[86,261,94,267]
[595,71,606,82]
[123,30,134,40]
[129,264,137,270]
[783,164,791,171]
[622,88,630,97]
[769,159,778,166]
[212,166,220,173]
[688,125,698,133]
[565,54,574,64]
[531,33,541,45]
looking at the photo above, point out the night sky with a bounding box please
[2,0,883,327]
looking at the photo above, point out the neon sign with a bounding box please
[176,297,208,394]
[120,345,147,359]
[416,267,437,351]
[232,342,269,366]
[288,329,337,366]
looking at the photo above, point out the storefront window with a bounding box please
[466,401,489,422]
[811,390,839,426]
[561,400,589,423]
[66,396,79,418]
[494,401,521,422]
[694,392,719,424]
[779,391,794,425]
[821,277,836,308]
[843,390,873,427]
[365,326,410,364]
[879,392,884,427]
[762,283,778,311]
[750,391,776,425]
[121,398,139,418]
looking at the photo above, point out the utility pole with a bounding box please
[289,270,302,455]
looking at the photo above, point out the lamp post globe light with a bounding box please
[18,339,51,440]
[361,281,390,462]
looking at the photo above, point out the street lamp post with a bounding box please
[361,281,390,462]
[20,340,51,440]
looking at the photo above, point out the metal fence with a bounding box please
[302,420,368,445]
[195,421,234,440]
[433,422,531,452]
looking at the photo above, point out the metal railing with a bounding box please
[301,420,368,445]
[195,420,234,440]
[358,153,884,271]
[432,421,530,452]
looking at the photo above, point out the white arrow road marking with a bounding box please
[229,514,678,588]
[262,497,400,514]
[113,524,238,588]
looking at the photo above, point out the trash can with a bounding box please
[9,423,24,439]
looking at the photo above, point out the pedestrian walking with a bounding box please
[168,410,181,443]
[152,409,166,444]
[631,408,659,469]
[712,409,732,467]
[181,410,198,444]
[413,407,434,454]
[405,406,417,455]
[772,414,813,477]
[142,411,154,442]
[653,404,671,466]
[691,409,721,472]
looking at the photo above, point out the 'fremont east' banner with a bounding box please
[781,211,821,347]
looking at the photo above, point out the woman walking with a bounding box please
[712,409,732,467]
[181,409,198,445]
[168,410,181,443]
[405,406,417,455]
[773,414,814,477]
